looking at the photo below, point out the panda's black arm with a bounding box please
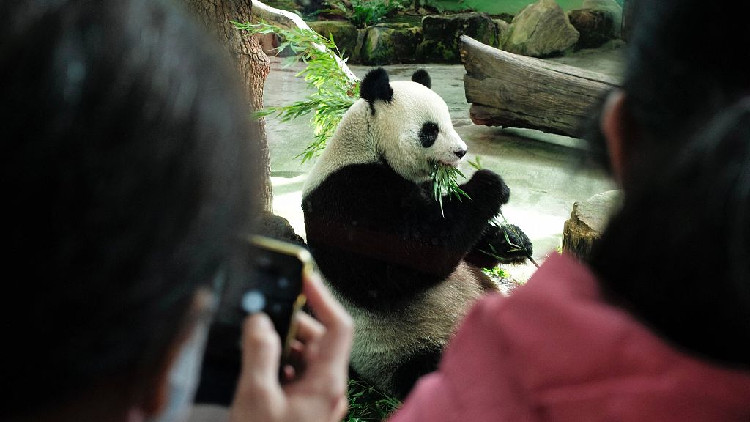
[340,166,507,279]
[303,165,506,309]
[405,169,509,270]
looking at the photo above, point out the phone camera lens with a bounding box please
[241,290,266,314]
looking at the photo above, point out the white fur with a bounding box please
[303,80,466,195]
[326,262,485,390]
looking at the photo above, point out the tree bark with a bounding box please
[183,0,273,211]
[562,190,621,261]
[460,35,619,138]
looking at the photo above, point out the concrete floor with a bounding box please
[264,42,625,278]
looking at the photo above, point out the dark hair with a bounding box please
[590,100,750,368]
[585,0,750,171]
[585,0,750,367]
[621,0,750,144]
[0,0,261,417]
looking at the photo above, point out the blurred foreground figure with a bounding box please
[1,1,351,422]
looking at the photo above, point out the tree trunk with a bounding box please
[183,0,273,211]
[562,190,621,261]
[460,35,619,138]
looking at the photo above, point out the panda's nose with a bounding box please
[454,149,467,159]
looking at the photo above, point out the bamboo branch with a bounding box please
[250,0,359,84]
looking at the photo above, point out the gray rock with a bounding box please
[568,9,615,49]
[418,12,499,63]
[503,0,580,58]
[359,23,423,65]
[582,0,623,37]
[493,19,510,49]
[308,20,359,59]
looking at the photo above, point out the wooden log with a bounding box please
[460,35,619,137]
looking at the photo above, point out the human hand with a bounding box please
[229,272,353,422]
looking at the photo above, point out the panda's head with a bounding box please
[361,68,468,183]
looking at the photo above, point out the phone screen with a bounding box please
[244,236,310,378]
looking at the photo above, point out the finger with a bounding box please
[298,273,353,392]
[281,363,296,383]
[284,339,309,379]
[235,313,282,395]
[289,336,319,363]
[303,273,353,355]
[294,311,325,344]
[332,395,349,421]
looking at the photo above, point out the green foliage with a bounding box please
[234,21,359,162]
[325,0,407,28]
[420,0,446,13]
[467,154,483,170]
[346,378,401,422]
[481,265,509,280]
[430,163,470,217]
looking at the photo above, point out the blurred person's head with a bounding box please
[588,0,750,183]
[586,0,750,369]
[0,1,262,421]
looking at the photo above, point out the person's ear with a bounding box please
[601,89,636,185]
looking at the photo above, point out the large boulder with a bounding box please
[358,23,422,65]
[417,12,499,63]
[308,20,359,59]
[562,190,621,261]
[582,0,623,37]
[568,9,615,49]
[503,0,579,58]
[493,19,510,49]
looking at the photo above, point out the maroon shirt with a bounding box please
[390,253,750,422]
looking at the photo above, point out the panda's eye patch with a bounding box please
[419,122,439,148]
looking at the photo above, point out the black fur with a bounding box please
[390,348,442,399]
[411,69,431,89]
[418,122,439,147]
[360,67,393,114]
[303,163,508,311]
[465,223,532,269]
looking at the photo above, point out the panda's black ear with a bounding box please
[360,67,393,107]
[411,69,431,89]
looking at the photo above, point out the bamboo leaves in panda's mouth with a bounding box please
[430,162,470,217]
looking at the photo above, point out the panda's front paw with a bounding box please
[463,169,510,212]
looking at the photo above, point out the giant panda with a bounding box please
[302,67,530,399]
